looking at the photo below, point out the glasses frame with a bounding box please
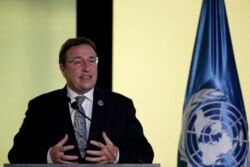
[66,56,99,67]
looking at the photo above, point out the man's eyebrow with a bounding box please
[71,56,82,59]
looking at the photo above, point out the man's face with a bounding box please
[60,44,98,94]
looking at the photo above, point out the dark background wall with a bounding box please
[77,0,113,90]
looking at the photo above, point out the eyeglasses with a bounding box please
[67,57,99,67]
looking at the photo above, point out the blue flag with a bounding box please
[178,0,249,166]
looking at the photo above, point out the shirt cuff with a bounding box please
[47,147,53,163]
[114,148,120,163]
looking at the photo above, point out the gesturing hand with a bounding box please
[85,131,119,163]
[50,134,78,163]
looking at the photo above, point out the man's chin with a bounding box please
[80,85,94,92]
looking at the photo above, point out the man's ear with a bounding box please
[59,64,65,76]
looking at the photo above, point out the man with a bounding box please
[8,37,154,163]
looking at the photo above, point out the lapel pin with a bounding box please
[98,100,104,106]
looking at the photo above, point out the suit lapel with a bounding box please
[88,88,106,142]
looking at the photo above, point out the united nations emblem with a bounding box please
[179,89,248,167]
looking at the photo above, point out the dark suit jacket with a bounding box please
[8,87,154,163]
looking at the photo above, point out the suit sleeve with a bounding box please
[118,99,154,163]
[8,99,52,163]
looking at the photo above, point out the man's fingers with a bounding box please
[101,132,118,158]
[50,134,78,163]
[86,133,118,164]
[61,145,75,152]
[90,140,105,149]
[86,150,102,156]
[61,154,79,161]
[102,131,113,145]
[56,134,69,147]
[85,156,104,163]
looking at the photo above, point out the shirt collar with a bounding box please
[67,86,94,102]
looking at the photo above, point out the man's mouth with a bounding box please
[80,75,91,80]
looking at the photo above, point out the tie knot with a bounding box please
[75,96,85,106]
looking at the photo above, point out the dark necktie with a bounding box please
[74,96,87,157]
